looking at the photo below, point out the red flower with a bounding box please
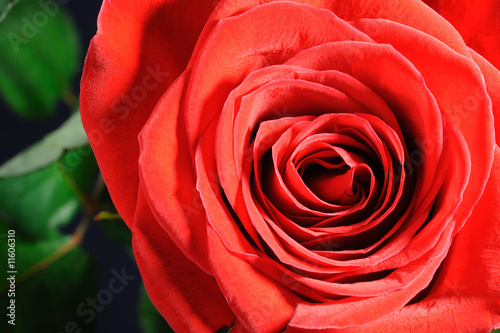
[81,0,500,332]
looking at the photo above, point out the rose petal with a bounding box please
[81,0,215,224]
[315,122,470,279]
[132,186,235,333]
[423,0,500,69]
[199,0,470,62]
[206,227,300,333]
[286,41,445,213]
[469,48,500,146]
[260,218,454,299]
[195,110,302,332]
[185,1,372,149]
[286,220,454,329]
[351,18,495,234]
[139,73,212,272]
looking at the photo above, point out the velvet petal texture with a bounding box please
[423,0,500,70]
[81,0,216,225]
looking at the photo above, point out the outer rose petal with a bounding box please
[132,186,235,332]
[423,0,500,70]
[339,147,500,333]
[139,73,212,273]
[199,0,470,63]
[469,48,500,146]
[207,226,300,333]
[81,0,216,225]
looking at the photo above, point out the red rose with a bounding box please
[81,0,500,332]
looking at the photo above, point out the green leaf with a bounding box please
[0,0,19,22]
[0,147,97,240]
[0,0,80,117]
[0,112,89,177]
[0,223,99,333]
[139,284,175,333]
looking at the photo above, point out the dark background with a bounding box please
[0,1,144,332]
